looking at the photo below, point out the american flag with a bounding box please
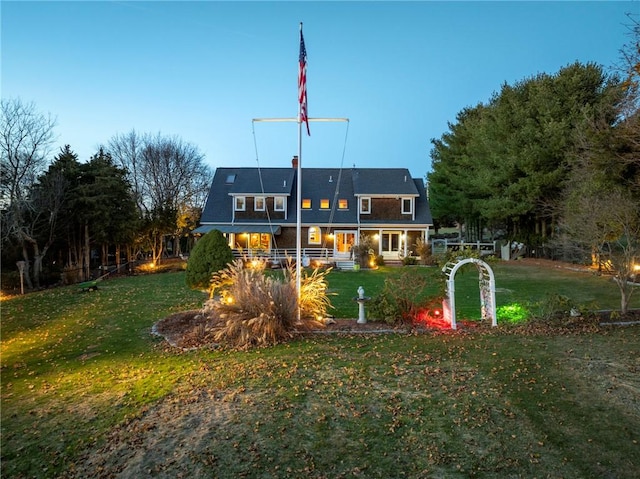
[299,27,310,136]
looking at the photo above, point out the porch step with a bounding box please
[336,260,355,270]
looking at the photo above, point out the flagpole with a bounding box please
[296,112,302,323]
[296,22,305,322]
[296,25,302,322]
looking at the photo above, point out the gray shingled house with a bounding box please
[194,157,433,266]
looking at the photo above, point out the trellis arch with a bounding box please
[442,258,497,330]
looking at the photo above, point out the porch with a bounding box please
[231,247,355,270]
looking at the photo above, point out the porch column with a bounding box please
[403,229,408,257]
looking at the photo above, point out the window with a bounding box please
[402,198,413,214]
[225,174,236,184]
[360,197,371,214]
[274,196,285,211]
[320,199,330,209]
[302,199,312,209]
[249,233,270,250]
[338,199,348,209]
[254,196,265,211]
[308,226,321,244]
[235,196,246,211]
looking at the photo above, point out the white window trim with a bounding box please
[274,196,285,212]
[254,196,265,211]
[360,197,371,214]
[235,196,246,211]
[402,197,413,215]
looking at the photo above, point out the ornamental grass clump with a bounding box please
[296,265,334,322]
[205,259,329,349]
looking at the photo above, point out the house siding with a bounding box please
[196,166,433,256]
[235,197,286,221]
[366,198,413,221]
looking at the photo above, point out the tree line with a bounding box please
[428,19,639,312]
[1,103,213,290]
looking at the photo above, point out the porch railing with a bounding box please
[232,247,334,264]
[431,239,497,256]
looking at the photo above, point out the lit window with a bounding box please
[402,198,413,214]
[338,199,348,209]
[308,226,321,244]
[302,199,312,209]
[360,197,371,214]
[320,199,330,209]
[274,196,285,211]
[255,196,265,211]
[235,196,245,211]
[249,233,270,250]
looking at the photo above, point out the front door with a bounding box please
[381,231,402,258]
[335,231,357,258]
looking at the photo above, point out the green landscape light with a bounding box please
[496,303,529,323]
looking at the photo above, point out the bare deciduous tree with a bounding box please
[1,98,57,288]
[562,183,639,314]
[109,130,213,263]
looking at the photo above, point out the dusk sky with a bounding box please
[2,1,637,180]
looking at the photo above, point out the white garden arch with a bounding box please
[442,258,497,330]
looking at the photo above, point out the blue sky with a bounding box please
[2,1,637,179]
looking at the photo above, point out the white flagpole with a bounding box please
[253,22,348,323]
[296,22,304,322]
[296,120,302,322]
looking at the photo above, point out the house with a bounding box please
[194,157,433,265]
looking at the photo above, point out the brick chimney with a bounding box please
[292,155,299,169]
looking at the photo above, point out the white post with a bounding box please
[357,286,367,324]
[16,261,25,295]
[447,278,457,330]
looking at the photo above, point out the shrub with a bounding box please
[437,246,482,268]
[415,237,435,265]
[402,256,418,266]
[185,230,234,290]
[369,270,431,324]
[351,234,375,268]
[532,293,596,321]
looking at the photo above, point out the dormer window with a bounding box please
[320,199,330,209]
[255,196,265,211]
[338,199,348,209]
[360,197,371,214]
[274,196,285,211]
[402,198,413,214]
[234,196,245,211]
[302,199,312,209]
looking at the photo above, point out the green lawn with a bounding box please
[1,267,639,478]
[327,261,638,319]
